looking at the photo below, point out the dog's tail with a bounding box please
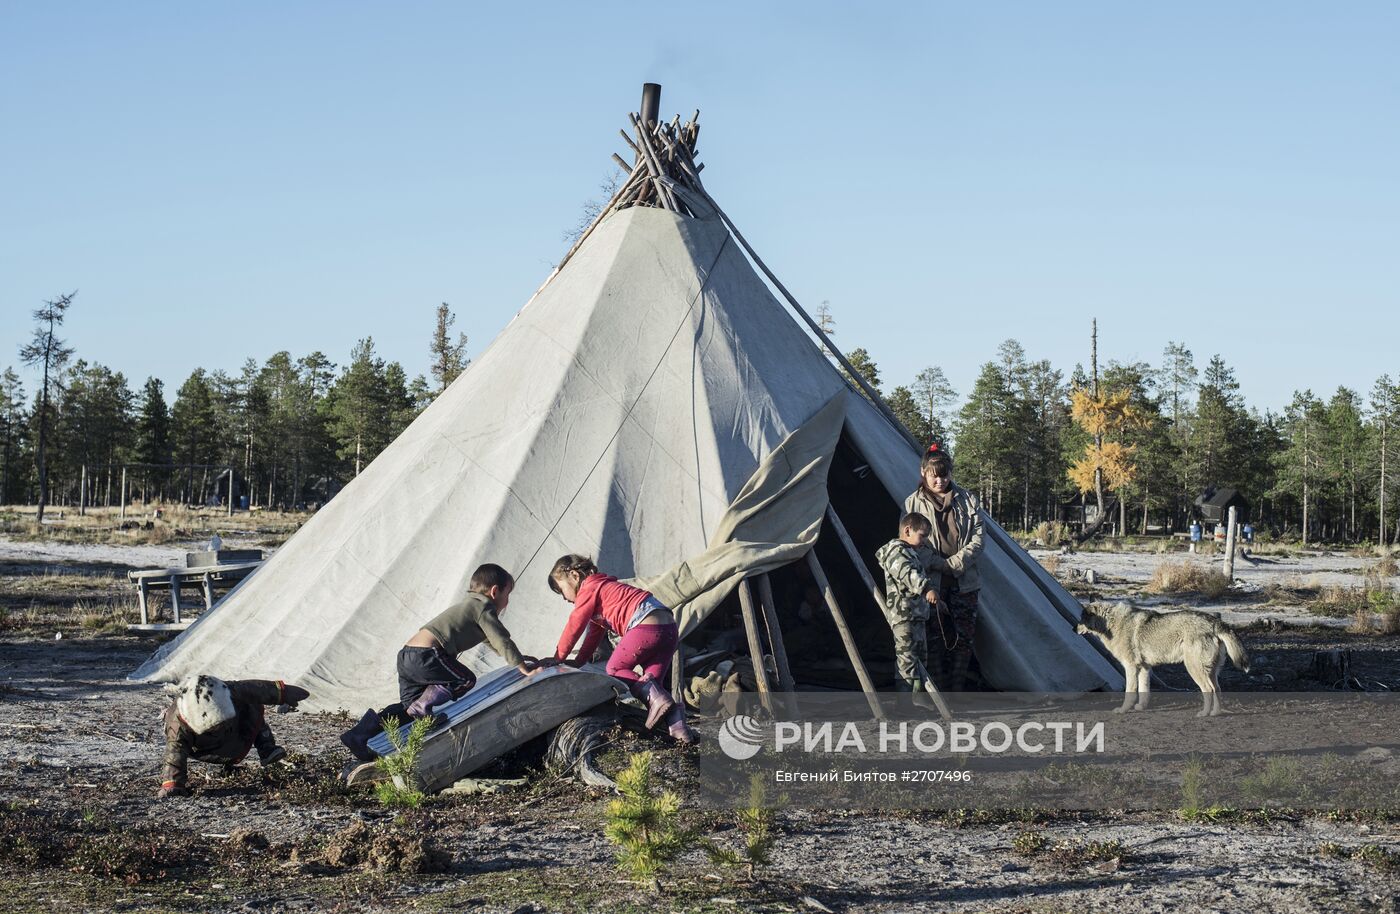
[1218,626,1250,672]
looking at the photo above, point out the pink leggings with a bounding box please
[606,622,679,700]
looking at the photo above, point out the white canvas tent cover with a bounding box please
[133,205,1120,711]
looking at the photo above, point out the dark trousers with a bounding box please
[396,645,477,707]
[928,583,979,691]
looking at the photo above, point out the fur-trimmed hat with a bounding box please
[175,675,236,734]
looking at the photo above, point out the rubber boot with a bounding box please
[339,708,381,762]
[910,678,939,711]
[664,703,697,745]
[640,678,676,730]
[406,684,453,719]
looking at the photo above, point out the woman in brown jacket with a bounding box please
[904,444,984,690]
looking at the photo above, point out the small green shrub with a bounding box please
[1012,830,1048,857]
[1240,756,1306,804]
[705,775,777,879]
[604,751,695,886]
[372,715,433,809]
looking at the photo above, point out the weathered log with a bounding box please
[545,705,620,789]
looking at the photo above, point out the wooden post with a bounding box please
[137,579,150,626]
[805,551,885,720]
[824,505,951,719]
[79,464,87,516]
[120,467,128,520]
[736,579,775,713]
[169,574,182,625]
[755,574,796,693]
[671,647,683,701]
[1223,505,1238,580]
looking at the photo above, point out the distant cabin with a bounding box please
[1195,486,1250,525]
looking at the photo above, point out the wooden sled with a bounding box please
[349,665,625,793]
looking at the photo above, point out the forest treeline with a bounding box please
[840,331,1398,545]
[4,295,468,516]
[5,294,1398,545]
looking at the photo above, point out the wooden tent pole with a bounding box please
[737,578,775,714]
[805,550,885,720]
[755,573,796,693]
[823,505,951,719]
[671,647,683,701]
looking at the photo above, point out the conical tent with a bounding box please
[133,95,1120,711]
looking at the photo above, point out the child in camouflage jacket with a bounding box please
[875,512,943,700]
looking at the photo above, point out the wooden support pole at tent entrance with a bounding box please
[755,573,796,693]
[671,646,683,701]
[824,505,952,720]
[736,579,775,714]
[120,467,127,520]
[805,550,885,721]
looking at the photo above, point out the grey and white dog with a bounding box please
[1076,602,1251,716]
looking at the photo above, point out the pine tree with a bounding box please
[171,369,219,503]
[1157,341,1197,528]
[18,292,75,523]
[1272,390,1327,544]
[953,361,1016,514]
[887,386,933,444]
[1325,387,1366,540]
[911,366,957,446]
[135,378,171,502]
[429,302,470,392]
[0,368,27,504]
[1370,375,1400,545]
[841,348,882,399]
[604,751,694,886]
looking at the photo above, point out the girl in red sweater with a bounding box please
[548,554,696,744]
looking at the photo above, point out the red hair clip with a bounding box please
[927,443,941,453]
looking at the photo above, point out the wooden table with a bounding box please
[127,561,263,630]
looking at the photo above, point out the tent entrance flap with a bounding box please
[647,394,849,634]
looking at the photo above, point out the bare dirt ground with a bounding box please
[2,537,1399,913]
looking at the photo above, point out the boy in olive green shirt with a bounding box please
[340,563,537,761]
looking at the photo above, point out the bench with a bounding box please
[128,549,264,631]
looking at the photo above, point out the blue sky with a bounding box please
[3,3,1397,415]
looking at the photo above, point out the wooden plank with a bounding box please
[805,551,885,720]
[824,506,950,719]
[169,574,182,624]
[127,622,191,633]
[736,579,774,713]
[137,578,150,625]
[754,574,796,693]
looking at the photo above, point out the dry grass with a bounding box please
[1374,554,1398,578]
[1039,554,1062,576]
[1147,561,1231,599]
[1031,521,1071,549]
[1,503,308,547]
